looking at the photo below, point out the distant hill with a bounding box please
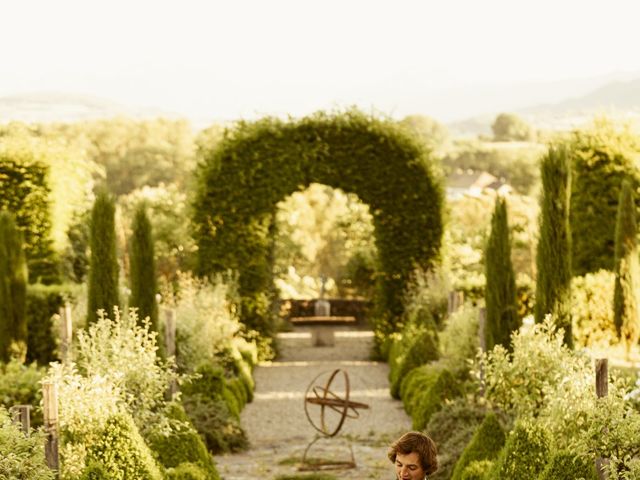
[447,76,640,137]
[522,78,640,114]
[5,77,640,134]
[0,92,176,124]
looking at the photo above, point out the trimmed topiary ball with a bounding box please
[412,368,462,430]
[426,399,487,480]
[488,421,550,479]
[388,322,439,398]
[166,462,210,480]
[399,363,442,415]
[461,460,494,480]
[451,412,505,480]
[85,412,163,480]
[147,402,220,479]
[182,394,248,454]
[78,462,111,480]
[537,451,598,480]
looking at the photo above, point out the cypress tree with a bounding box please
[0,211,28,362]
[534,145,573,347]
[129,204,158,333]
[613,179,640,356]
[484,196,519,351]
[87,190,119,324]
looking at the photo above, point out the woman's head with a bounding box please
[388,431,438,479]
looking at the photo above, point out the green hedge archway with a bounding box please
[193,110,444,337]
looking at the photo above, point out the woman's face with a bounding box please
[395,451,425,480]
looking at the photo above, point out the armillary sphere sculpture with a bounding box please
[299,369,369,471]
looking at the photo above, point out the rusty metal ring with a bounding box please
[303,369,369,437]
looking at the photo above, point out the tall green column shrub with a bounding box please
[129,204,158,333]
[87,190,119,324]
[0,211,28,362]
[534,146,573,347]
[0,158,59,284]
[484,196,519,351]
[613,179,640,355]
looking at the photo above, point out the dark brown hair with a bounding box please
[388,431,438,475]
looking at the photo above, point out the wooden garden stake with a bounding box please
[595,358,608,398]
[478,307,487,396]
[59,302,72,364]
[10,404,31,435]
[164,308,176,358]
[595,358,608,480]
[164,308,178,397]
[43,381,59,477]
[478,307,487,353]
[447,290,464,315]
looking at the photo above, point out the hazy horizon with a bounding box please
[3,0,640,122]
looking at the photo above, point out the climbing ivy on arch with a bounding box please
[193,110,444,338]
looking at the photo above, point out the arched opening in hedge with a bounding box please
[273,182,377,300]
[193,110,444,338]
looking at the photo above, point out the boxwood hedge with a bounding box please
[488,421,550,480]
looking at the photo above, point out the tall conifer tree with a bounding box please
[484,196,519,350]
[0,211,28,362]
[129,204,158,333]
[613,179,640,356]
[535,146,573,347]
[87,190,119,323]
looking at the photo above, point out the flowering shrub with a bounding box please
[46,364,149,480]
[479,315,640,477]
[74,308,180,435]
[44,308,205,478]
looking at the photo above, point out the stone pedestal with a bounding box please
[314,299,331,317]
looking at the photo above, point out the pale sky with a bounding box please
[2,0,640,121]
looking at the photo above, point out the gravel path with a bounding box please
[214,329,412,479]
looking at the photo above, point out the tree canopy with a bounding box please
[491,113,535,142]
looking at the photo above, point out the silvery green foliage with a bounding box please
[0,407,54,480]
[45,363,122,479]
[626,374,640,409]
[480,316,590,420]
[73,308,181,435]
[439,305,479,371]
[573,394,640,480]
[45,309,187,479]
[169,273,246,371]
[479,316,640,477]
